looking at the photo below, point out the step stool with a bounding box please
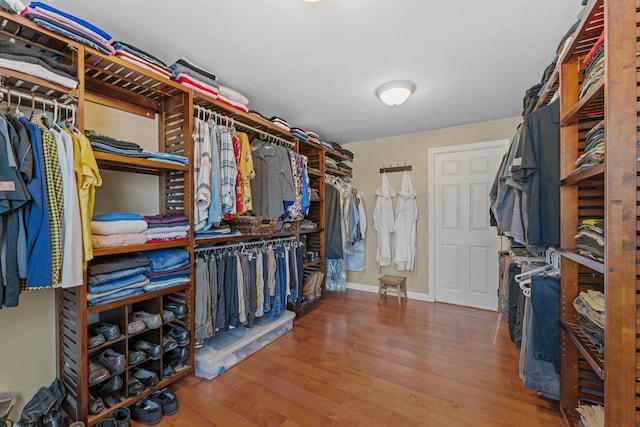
[378,275,407,306]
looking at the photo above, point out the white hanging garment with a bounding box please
[394,171,418,271]
[373,173,396,266]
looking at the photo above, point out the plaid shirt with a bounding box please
[32,117,63,287]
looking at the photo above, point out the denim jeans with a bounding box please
[247,255,257,327]
[88,266,149,286]
[225,255,239,328]
[267,249,286,319]
[88,287,144,306]
[215,257,226,331]
[144,248,189,272]
[530,275,560,373]
[88,273,148,295]
[577,314,604,355]
[194,257,212,342]
[208,257,218,333]
[522,299,560,400]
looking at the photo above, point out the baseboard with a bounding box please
[345,282,432,302]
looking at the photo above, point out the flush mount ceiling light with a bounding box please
[376,80,415,106]
[303,0,322,2]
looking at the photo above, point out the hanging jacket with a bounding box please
[394,171,418,271]
[373,173,396,266]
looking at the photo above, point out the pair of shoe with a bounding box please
[89,323,121,348]
[127,320,146,335]
[133,368,159,387]
[164,303,187,319]
[167,326,190,347]
[127,376,146,398]
[132,340,162,360]
[131,389,179,425]
[166,347,189,371]
[128,350,147,365]
[98,349,126,375]
[129,311,162,330]
[95,375,123,408]
[88,361,110,385]
[95,407,130,427]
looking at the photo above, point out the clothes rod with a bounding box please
[0,86,76,111]
[379,164,412,173]
[193,104,294,148]
[194,235,297,253]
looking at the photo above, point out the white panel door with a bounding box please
[431,142,505,310]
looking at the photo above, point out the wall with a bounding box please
[346,116,521,297]
[0,103,158,420]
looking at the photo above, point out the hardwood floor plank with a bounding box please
[131,290,563,427]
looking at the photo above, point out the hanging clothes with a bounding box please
[394,171,417,271]
[373,172,396,267]
[251,141,295,218]
[236,132,255,215]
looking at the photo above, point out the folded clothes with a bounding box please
[23,9,115,55]
[218,84,249,106]
[88,273,149,295]
[87,287,144,307]
[175,74,219,99]
[144,248,190,272]
[144,213,189,224]
[1,0,25,13]
[87,277,149,300]
[0,56,78,89]
[87,253,151,276]
[143,231,188,241]
[147,221,188,229]
[171,57,217,82]
[141,149,189,165]
[115,49,171,79]
[86,130,142,151]
[92,232,148,248]
[0,40,76,76]
[248,110,270,122]
[93,212,144,222]
[88,265,150,286]
[29,1,112,41]
[217,94,249,112]
[111,41,167,69]
[145,264,191,279]
[91,220,148,235]
[89,141,148,158]
[142,225,189,235]
[143,275,190,293]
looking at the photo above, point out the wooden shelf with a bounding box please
[561,320,605,380]
[93,239,191,257]
[298,227,323,235]
[93,151,189,174]
[325,167,351,177]
[559,249,605,274]
[87,283,191,315]
[87,366,192,425]
[194,230,298,247]
[325,149,351,161]
[561,163,604,186]
[561,78,604,126]
[561,0,604,62]
[303,259,325,268]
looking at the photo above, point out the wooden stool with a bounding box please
[378,275,407,306]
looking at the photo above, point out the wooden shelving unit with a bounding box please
[556,0,639,425]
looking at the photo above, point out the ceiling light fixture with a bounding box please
[375,80,415,106]
[303,0,322,2]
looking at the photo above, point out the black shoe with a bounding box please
[161,310,176,323]
[150,389,179,416]
[127,375,146,398]
[112,406,131,427]
[168,326,190,346]
[96,375,123,408]
[88,361,110,385]
[166,347,189,371]
[133,368,159,387]
[133,340,162,361]
[128,350,147,365]
[131,398,163,425]
[88,332,106,349]
[98,349,126,375]
[130,311,162,330]
[95,419,117,427]
[164,303,186,319]
[90,323,121,342]
[162,363,175,378]
[162,334,178,352]
[88,389,105,415]
[41,409,65,427]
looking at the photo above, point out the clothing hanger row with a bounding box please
[194,236,298,257]
[0,86,76,123]
[193,104,294,149]
[379,163,412,174]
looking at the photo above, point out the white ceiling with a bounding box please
[45,0,583,144]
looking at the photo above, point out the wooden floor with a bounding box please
[135,289,563,427]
